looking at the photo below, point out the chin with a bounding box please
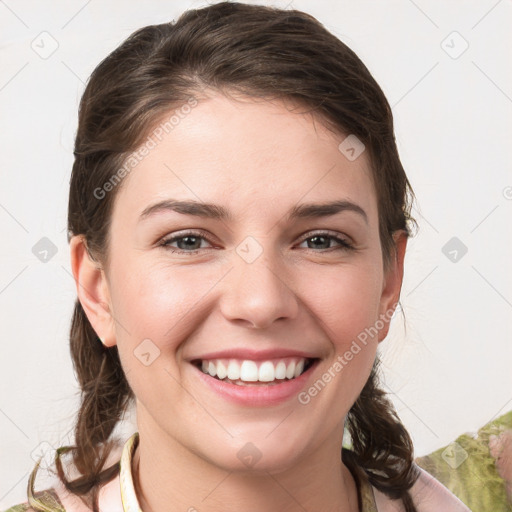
[199,436,308,475]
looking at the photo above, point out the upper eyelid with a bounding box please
[160,229,215,244]
[299,229,351,242]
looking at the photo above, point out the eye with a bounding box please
[159,230,214,253]
[297,232,354,252]
[159,230,354,255]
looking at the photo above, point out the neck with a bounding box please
[131,416,359,512]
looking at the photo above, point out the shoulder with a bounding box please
[372,467,472,512]
[3,435,128,512]
[2,487,65,512]
[2,504,32,512]
[416,412,512,511]
[408,467,472,511]
[2,475,121,512]
[50,469,121,512]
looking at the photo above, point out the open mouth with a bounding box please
[191,357,318,386]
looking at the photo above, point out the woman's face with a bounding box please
[78,91,405,472]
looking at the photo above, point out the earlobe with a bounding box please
[377,231,408,342]
[69,235,116,347]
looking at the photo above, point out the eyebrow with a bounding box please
[138,199,368,224]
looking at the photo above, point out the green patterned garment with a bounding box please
[3,488,64,512]
[415,411,512,512]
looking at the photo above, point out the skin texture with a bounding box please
[70,91,408,512]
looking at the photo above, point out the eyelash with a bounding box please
[158,230,355,254]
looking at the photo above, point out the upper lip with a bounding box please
[189,348,320,362]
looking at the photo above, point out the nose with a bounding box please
[219,246,299,329]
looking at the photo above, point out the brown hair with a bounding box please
[29,2,419,511]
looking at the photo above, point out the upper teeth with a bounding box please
[200,357,308,383]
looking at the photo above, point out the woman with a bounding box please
[4,2,471,511]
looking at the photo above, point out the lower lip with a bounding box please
[192,360,319,407]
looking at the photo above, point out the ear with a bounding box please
[377,230,408,342]
[69,235,116,347]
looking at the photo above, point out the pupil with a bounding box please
[179,236,200,250]
[309,236,329,249]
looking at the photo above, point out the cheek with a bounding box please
[300,262,383,346]
[109,258,219,347]
[107,260,214,407]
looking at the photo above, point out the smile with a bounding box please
[195,357,315,385]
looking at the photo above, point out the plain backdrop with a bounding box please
[1,0,511,507]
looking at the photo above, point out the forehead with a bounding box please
[112,92,377,227]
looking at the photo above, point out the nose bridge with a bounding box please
[219,236,298,328]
